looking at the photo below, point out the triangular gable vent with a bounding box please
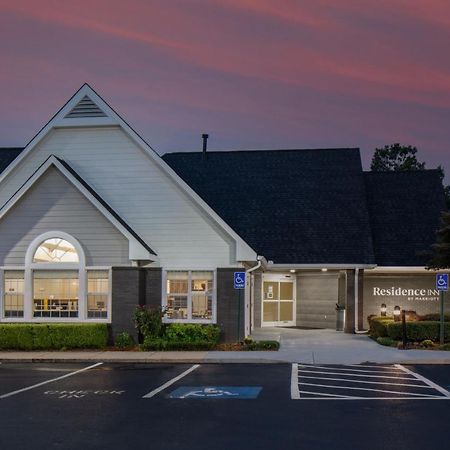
[65,95,107,118]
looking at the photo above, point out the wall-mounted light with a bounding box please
[321,268,328,272]
[380,303,387,317]
[394,305,401,322]
[290,269,296,273]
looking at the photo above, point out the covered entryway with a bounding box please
[261,273,296,327]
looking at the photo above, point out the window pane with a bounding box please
[4,271,24,318]
[33,270,79,318]
[191,271,213,320]
[263,302,279,322]
[280,282,293,300]
[166,295,188,319]
[33,238,79,263]
[87,270,109,319]
[280,302,294,321]
[263,281,279,300]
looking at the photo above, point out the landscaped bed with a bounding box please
[368,314,450,350]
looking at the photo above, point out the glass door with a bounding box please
[262,275,296,327]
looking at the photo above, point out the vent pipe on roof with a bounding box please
[202,134,209,160]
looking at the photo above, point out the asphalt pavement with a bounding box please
[1,362,450,450]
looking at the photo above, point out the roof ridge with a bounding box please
[163,148,360,156]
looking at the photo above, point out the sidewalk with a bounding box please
[1,328,450,364]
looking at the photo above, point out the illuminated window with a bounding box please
[165,271,214,321]
[4,271,24,318]
[33,238,79,263]
[87,271,109,319]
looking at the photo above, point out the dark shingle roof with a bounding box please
[163,149,376,264]
[364,170,446,266]
[0,148,23,173]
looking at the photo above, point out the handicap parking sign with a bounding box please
[234,272,246,289]
[436,274,449,291]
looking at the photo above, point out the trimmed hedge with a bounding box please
[244,340,280,351]
[368,316,394,338]
[141,324,221,351]
[0,324,108,350]
[387,321,450,342]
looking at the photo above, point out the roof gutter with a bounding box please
[268,263,377,270]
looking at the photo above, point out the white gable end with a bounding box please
[0,85,257,268]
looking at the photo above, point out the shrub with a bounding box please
[0,324,108,350]
[141,337,216,351]
[368,316,394,338]
[164,324,220,343]
[134,306,165,338]
[376,336,395,347]
[115,331,135,349]
[244,340,279,351]
[387,321,450,342]
[419,314,450,322]
[422,339,434,348]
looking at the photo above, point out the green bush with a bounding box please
[244,340,279,351]
[419,314,450,322]
[387,321,450,342]
[134,306,165,339]
[368,316,394,338]
[115,331,135,349]
[0,324,108,350]
[376,336,395,347]
[141,337,216,351]
[422,339,434,348]
[164,323,220,343]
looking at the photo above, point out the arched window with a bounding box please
[33,238,79,263]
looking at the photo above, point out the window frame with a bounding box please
[162,269,217,324]
[0,232,112,323]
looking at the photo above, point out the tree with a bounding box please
[371,143,450,208]
[427,211,450,269]
[370,143,426,171]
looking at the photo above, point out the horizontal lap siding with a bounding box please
[0,167,130,266]
[0,128,234,268]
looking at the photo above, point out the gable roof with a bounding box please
[0,84,257,262]
[163,148,376,265]
[0,148,23,173]
[364,170,447,266]
[0,154,157,260]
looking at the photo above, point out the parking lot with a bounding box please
[1,362,450,449]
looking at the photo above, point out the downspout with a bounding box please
[245,256,263,336]
[354,268,367,334]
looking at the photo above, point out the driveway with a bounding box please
[249,327,450,365]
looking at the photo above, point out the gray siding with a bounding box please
[363,273,450,328]
[296,273,339,329]
[0,167,130,266]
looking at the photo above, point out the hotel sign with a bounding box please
[372,286,439,302]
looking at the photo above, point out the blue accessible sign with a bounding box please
[169,386,262,399]
[436,274,449,291]
[234,271,246,289]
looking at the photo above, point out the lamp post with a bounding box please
[394,306,401,322]
[380,304,387,317]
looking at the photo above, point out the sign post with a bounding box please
[234,272,246,341]
[436,274,449,345]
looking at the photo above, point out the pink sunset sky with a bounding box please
[1,0,449,178]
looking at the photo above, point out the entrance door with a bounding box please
[262,274,296,327]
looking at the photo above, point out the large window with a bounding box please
[166,271,214,321]
[33,238,79,263]
[33,270,79,318]
[3,271,24,318]
[87,271,109,319]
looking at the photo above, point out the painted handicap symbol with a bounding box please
[181,387,239,398]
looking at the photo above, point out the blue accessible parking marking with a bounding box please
[169,386,262,399]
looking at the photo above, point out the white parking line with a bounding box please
[142,364,200,399]
[298,369,415,380]
[299,382,442,398]
[298,364,403,374]
[396,364,450,398]
[299,390,359,399]
[291,363,300,399]
[297,375,432,389]
[0,362,103,399]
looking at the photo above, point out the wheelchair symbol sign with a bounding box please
[234,272,246,289]
[436,274,449,291]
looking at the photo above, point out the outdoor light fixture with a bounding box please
[394,305,401,321]
[380,304,387,316]
[321,268,328,272]
[290,269,296,273]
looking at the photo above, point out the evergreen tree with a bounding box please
[428,211,450,269]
